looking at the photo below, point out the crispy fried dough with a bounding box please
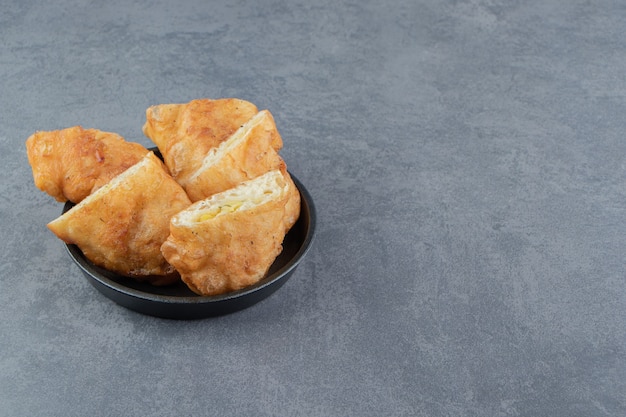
[142,98,260,184]
[25,126,149,203]
[161,168,301,296]
[183,110,286,201]
[47,152,192,284]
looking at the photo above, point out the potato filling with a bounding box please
[197,201,243,221]
[179,169,286,225]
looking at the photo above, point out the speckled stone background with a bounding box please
[1,1,625,416]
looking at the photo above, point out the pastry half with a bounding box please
[25,126,149,203]
[47,152,192,285]
[142,98,259,183]
[161,168,301,296]
[182,109,285,201]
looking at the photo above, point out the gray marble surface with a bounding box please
[1,0,625,416]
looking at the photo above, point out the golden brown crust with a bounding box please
[161,170,300,296]
[183,110,286,201]
[30,99,299,293]
[47,152,192,284]
[161,203,287,295]
[142,98,260,183]
[25,126,149,203]
[283,170,301,233]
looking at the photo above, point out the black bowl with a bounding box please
[63,173,315,320]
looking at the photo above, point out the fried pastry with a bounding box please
[160,168,301,296]
[182,110,286,201]
[25,126,149,203]
[142,98,261,184]
[47,152,192,285]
